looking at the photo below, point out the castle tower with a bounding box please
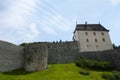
[24,43,48,72]
[73,22,113,52]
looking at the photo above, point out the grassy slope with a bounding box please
[0,63,106,80]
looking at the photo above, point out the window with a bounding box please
[96,45,98,47]
[95,39,97,42]
[102,38,105,42]
[93,32,96,36]
[86,39,89,42]
[48,46,50,48]
[101,32,104,36]
[85,32,88,35]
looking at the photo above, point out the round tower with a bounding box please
[24,43,48,72]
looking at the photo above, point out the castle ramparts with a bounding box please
[0,40,120,72]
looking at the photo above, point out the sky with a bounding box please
[0,0,120,45]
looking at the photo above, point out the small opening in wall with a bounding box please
[85,32,88,35]
[34,50,37,53]
[93,32,96,36]
[95,39,97,42]
[48,46,50,48]
[96,45,98,47]
[102,38,105,42]
[86,39,89,42]
[101,32,104,36]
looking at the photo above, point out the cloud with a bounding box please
[110,0,120,5]
[0,0,72,44]
[39,14,71,31]
[25,23,40,40]
[41,26,57,35]
[33,0,72,32]
[0,0,39,44]
[0,0,38,28]
[26,0,72,37]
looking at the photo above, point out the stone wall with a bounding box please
[46,41,120,70]
[0,40,120,72]
[23,42,120,71]
[47,41,80,64]
[24,43,48,72]
[79,50,120,70]
[0,41,24,72]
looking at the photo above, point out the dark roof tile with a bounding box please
[74,24,109,33]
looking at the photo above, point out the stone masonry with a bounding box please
[0,40,120,72]
[0,40,24,72]
[24,43,48,72]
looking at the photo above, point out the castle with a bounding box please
[73,22,113,52]
[0,23,119,72]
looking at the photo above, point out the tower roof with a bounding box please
[74,23,109,33]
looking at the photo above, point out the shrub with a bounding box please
[75,59,95,68]
[94,61,113,70]
[102,71,120,80]
[112,71,120,80]
[102,73,115,80]
[79,69,90,75]
[75,58,114,71]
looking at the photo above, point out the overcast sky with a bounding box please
[0,0,120,45]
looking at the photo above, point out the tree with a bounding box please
[113,44,120,52]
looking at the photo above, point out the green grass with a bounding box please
[0,63,109,80]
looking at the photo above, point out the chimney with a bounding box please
[85,21,87,29]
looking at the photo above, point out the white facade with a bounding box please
[73,26,113,52]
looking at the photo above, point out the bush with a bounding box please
[94,61,113,70]
[102,71,120,80]
[102,73,115,80]
[75,59,94,68]
[79,69,90,75]
[75,59,114,71]
[112,71,120,80]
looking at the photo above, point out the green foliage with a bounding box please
[94,61,113,71]
[19,43,28,46]
[79,69,90,75]
[75,58,114,71]
[102,72,115,80]
[0,63,105,80]
[113,44,118,49]
[76,59,94,68]
[102,71,120,80]
[112,71,120,80]
[113,44,120,52]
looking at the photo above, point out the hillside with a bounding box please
[0,63,109,80]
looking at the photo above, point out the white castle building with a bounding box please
[73,22,113,52]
